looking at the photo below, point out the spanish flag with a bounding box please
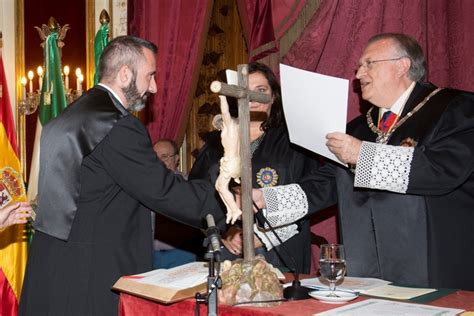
[0,54,28,315]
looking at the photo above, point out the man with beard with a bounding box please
[19,36,226,316]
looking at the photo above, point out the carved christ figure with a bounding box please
[214,95,242,224]
[211,65,272,260]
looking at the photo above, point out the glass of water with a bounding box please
[319,244,346,297]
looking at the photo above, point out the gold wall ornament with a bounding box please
[100,9,110,25]
[34,17,70,49]
[47,16,59,32]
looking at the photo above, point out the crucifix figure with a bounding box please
[210,64,272,261]
[210,64,284,306]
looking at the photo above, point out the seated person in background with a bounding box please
[153,139,187,179]
[189,62,334,274]
[152,139,202,269]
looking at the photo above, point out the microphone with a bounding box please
[254,205,312,300]
[206,214,222,253]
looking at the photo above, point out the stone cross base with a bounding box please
[218,255,283,306]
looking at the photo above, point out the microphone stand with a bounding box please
[195,235,222,316]
[205,245,221,316]
[283,277,312,300]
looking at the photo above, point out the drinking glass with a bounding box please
[319,244,346,297]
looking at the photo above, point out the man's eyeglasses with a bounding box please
[159,154,177,162]
[357,56,407,72]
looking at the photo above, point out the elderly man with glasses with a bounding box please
[153,139,184,178]
[254,33,474,290]
[324,33,474,290]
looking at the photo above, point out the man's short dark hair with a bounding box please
[98,35,157,82]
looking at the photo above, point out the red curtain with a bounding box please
[283,0,474,121]
[127,0,473,147]
[237,0,308,61]
[128,0,213,143]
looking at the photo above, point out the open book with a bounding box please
[113,262,208,304]
[113,260,286,304]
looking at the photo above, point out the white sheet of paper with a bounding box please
[286,276,391,294]
[280,64,349,165]
[226,69,237,85]
[134,262,208,289]
[315,298,464,316]
[364,284,436,300]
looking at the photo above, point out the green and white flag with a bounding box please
[27,29,67,201]
[93,22,109,85]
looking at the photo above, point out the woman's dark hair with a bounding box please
[248,62,284,130]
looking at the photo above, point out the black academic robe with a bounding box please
[189,126,333,274]
[302,82,474,290]
[19,87,224,316]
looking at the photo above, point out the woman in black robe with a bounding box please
[189,62,333,274]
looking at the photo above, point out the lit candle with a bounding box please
[63,65,70,89]
[37,66,44,91]
[77,74,84,95]
[21,77,27,100]
[27,70,34,93]
[75,68,82,93]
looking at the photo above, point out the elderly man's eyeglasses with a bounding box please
[357,56,406,72]
[159,154,177,162]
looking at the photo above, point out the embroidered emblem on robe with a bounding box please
[256,167,278,187]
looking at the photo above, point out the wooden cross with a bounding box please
[210,64,272,260]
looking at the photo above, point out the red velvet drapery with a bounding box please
[128,0,212,144]
[128,0,473,139]
[283,0,474,121]
[237,0,308,61]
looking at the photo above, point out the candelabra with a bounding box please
[18,65,83,115]
[18,17,83,116]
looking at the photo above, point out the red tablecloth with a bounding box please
[119,290,474,316]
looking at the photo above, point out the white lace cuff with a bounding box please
[254,223,299,251]
[354,141,413,193]
[261,184,308,229]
